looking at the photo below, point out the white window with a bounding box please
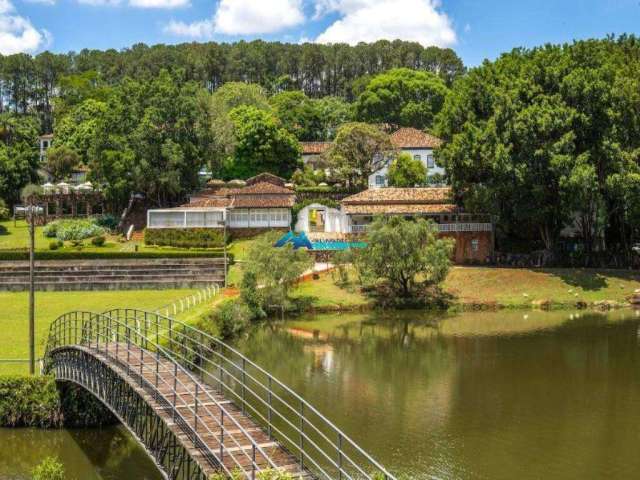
[471,239,479,252]
[375,175,385,186]
[427,155,435,168]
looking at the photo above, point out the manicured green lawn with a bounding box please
[0,289,198,374]
[292,272,371,310]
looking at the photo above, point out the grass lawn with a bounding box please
[0,288,198,374]
[443,267,640,307]
[292,272,372,310]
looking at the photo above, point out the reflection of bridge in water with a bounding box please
[44,309,394,480]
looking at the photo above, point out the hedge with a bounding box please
[144,228,228,249]
[0,250,232,261]
[0,375,116,428]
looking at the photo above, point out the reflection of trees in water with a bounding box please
[0,429,69,478]
[68,426,163,480]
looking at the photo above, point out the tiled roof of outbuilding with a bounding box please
[300,142,331,154]
[390,128,442,149]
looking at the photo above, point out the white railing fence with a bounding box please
[154,284,221,317]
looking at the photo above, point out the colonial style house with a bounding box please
[369,128,444,188]
[147,173,295,237]
[295,187,494,263]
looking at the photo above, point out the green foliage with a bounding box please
[256,469,295,480]
[48,240,60,250]
[0,375,116,428]
[43,219,105,242]
[355,68,449,129]
[45,145,81,182]
[387,152,428,187]
[243,232,313,311]
[94,214,118,231]
[144,228,227,249]
[358,216,453,298]
[91,235,106,247]
[0,375,62,428]
[223,106,301,180]
[326,123,393,189]
[0,113,39,205]
[0,198,9,221]
[270,90,323,141]
[215,299,253,339]
[32,456,65,480]
[240,270,266,319]
[291,165,326,187]
[20,183,43,203]
[435,37,640,253]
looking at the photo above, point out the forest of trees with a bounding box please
[4,35,640,262]
[0,39,463,209]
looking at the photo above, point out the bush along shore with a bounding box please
[0,375,117,428]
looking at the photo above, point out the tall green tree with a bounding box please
[45,145,81,181]
[224,106,301,179]
[326,123,393,189]
[354,68,448,130]
[358,216,453,298]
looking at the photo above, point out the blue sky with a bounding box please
[2,0,640,66]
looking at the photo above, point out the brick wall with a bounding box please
[440,231,494,264]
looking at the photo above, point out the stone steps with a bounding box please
[0,258,226,291]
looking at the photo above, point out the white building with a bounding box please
[39,134,53,163]
[147,173,294,233]
[369,127,444,188]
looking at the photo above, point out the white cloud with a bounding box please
[0,0,51,54]
[77,0,122,5]
[165,0,305,38]
[129,0,189,8]
[164,18,214,37]
[315,0,457,47]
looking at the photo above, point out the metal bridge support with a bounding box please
[49,348,207,480]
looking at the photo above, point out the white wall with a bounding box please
[368,148,444,188]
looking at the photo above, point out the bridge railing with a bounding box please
[43,310,285,479]
[104,308,396,480]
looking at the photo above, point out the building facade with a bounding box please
[147,173,295,237]
[369,128,444,188]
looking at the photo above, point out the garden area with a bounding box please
[0,219,227,260]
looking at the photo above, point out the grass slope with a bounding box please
[0,289,198,374]
[444,267,640,307]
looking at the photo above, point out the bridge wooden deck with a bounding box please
[83,343,313,479]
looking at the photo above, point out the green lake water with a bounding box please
[3,309,640,479]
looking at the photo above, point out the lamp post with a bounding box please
[21,185,42,376]
[26,199,36,375]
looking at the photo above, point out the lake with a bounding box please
[3,309,640,479]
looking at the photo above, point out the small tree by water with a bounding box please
[242,232,313,313]
[357,216,453,300]
[32,457,65,480]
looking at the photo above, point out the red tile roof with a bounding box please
[390,128,442,149]
[246,172,286,187]
[343,187,452,205]
[301,142,331,154]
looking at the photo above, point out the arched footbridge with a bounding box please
[44,309,395,480]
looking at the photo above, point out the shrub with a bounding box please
[144,228,227,249]
[0,250,230,261]
[0,375,116,429]
[91,235,106,247]
[49,240,60,250]
[215,299,253,339]
[32,456,65,480]
[0,198,9,221]
[43,219,105,242]
[94,214,118,231]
